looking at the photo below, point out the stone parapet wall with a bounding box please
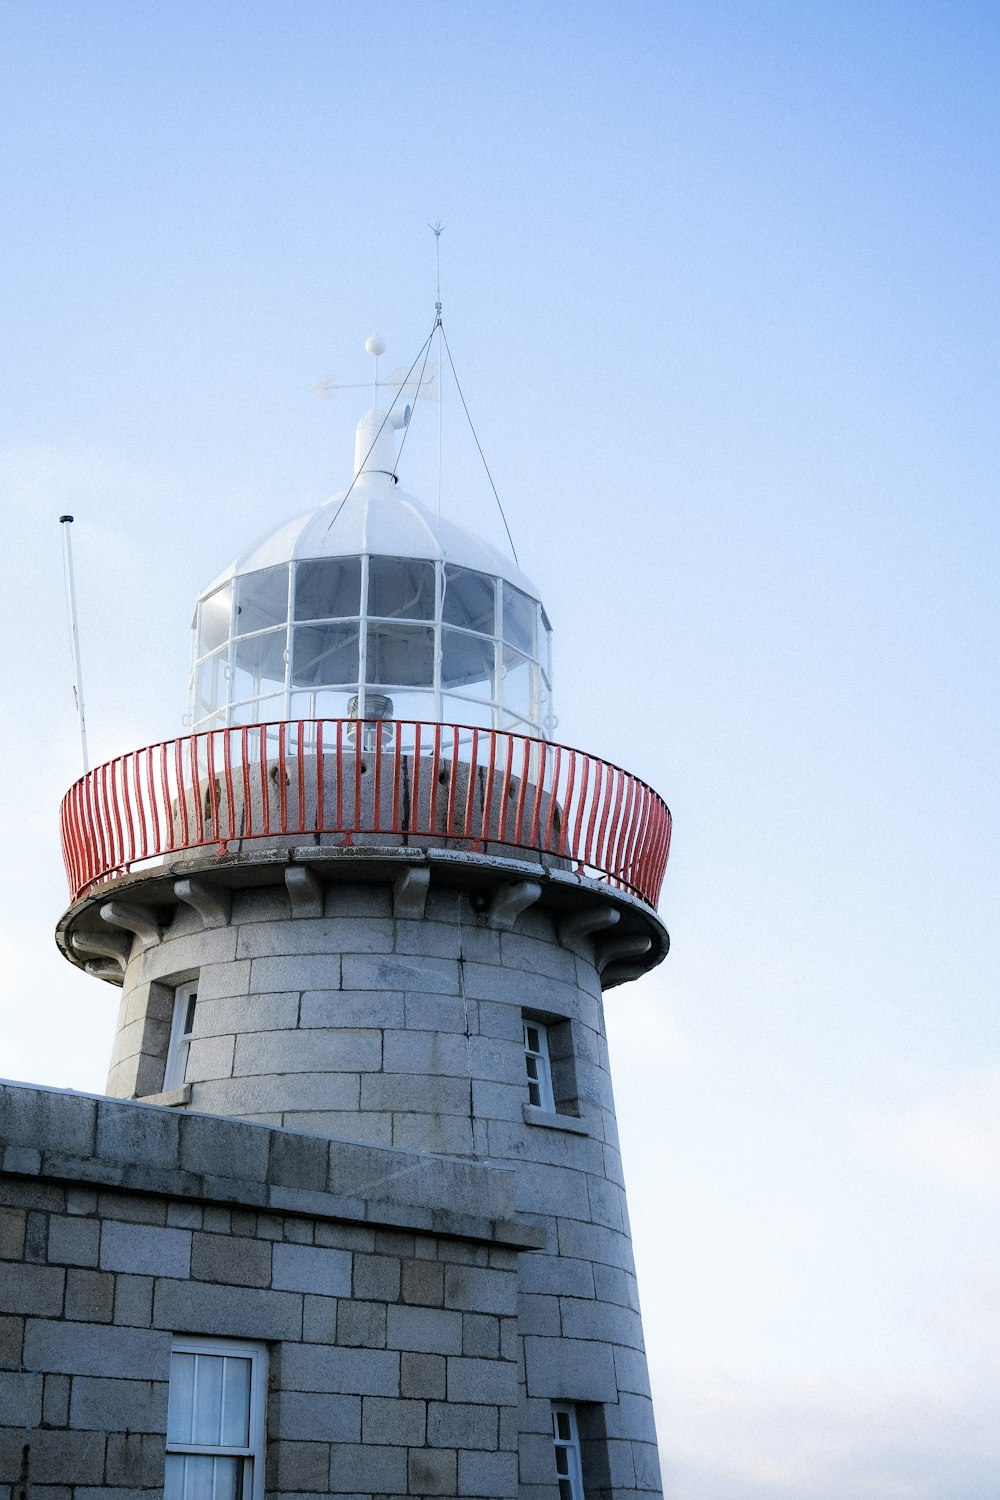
[0,1082,537,1499]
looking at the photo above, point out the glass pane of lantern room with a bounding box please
[501,648,534,722]
[231,694,284,727]
[441,629,495,700]
[198,584,233,657]
[294,558,362,621]
[232,630,286,701]
[502,583,536,656]
[441,695,494,733]
[291,623,360,688]
[443,566,496,633]
[366,624,434,687]
[195,650,228,722]
[367,558,436,621]
[234,566,288,636]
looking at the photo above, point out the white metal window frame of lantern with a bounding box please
[551,1403,585,1500]
[164,1336,267,1500]
[188,556,554,742]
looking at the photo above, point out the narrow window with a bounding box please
[164,981,198,1092]
[523,1019,555,1112]
[552,1403,584,1500]
[165,1337,267,1500]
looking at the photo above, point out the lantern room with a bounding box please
[189,399,554,741]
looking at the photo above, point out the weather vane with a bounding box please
[311,340,440,406]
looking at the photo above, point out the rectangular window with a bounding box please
[165,1337,267,1500]
[523,1019,555,1112]
[552,1403,584,1500]
[164,981,198,1092]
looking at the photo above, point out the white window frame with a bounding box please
[523,1017,555,1112]
[552,1402,584,1500]
[165,1335,267,1500]
[164,980,199,1092]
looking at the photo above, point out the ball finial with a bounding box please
[365,334,386,357]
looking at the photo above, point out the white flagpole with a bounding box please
[59,515,90,773]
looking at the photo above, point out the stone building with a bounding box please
[1,343,672,1499]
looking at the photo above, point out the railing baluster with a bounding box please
[296,721,306,834]
[428,723,442,832]
[205,733,219,841]
[259,725,270,836]
[444,725,460,837]
[277,722,288,832]
[513,735,531,844]
[372,721,383,832]
[462,729,479,837]
[411,722,423,832]
[316,721,325,833]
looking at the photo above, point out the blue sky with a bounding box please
[1,4,998,1495]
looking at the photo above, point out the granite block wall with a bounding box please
[0,1083,535,1499]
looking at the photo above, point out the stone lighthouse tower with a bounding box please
[50,340,672,1500]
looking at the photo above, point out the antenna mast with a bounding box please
[430,221,445,520]
[59,515,90,773]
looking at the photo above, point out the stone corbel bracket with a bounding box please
[173,878,233,929]
[71,929,131,973]
[83,957,127,985]
[595,932,653,978]
[394,866,430,920]
[285,866,324,919]
[488,879,542,931]
[558,904,621,949]
[100,901,163,949]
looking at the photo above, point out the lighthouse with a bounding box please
[34,338,672,1499]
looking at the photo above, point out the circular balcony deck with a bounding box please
[58,720,671,989]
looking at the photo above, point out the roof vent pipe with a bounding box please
[353,405,410,483]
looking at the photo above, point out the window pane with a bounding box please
[368,557,435,621]
[182,991,197,1038]
[167,1352,196,1443]
[220,1357,251,1446]
[232,631,286,700]
[501,650,534,720]
[164,1454,241,1500]
[198,585,233,657]
[443,566,495,632]
[502,583,536,654]
[294,558,362,621]
[235,566,288,637]
[190,1353,225,1444]
[291,623,360,688]
[377,690,436,737]
[290,689,357,721]
[195,650,228,721]
[231,694,284,728]
[366,623,434,687]
[441,629,494,696]
[440,695,494,732]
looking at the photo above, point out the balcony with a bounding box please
[60,719,671,910]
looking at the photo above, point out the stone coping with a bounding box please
[0,1080,545,1250]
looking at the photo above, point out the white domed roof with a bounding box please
[200,475,540,603]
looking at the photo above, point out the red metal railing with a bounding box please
[60,719,671,908]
